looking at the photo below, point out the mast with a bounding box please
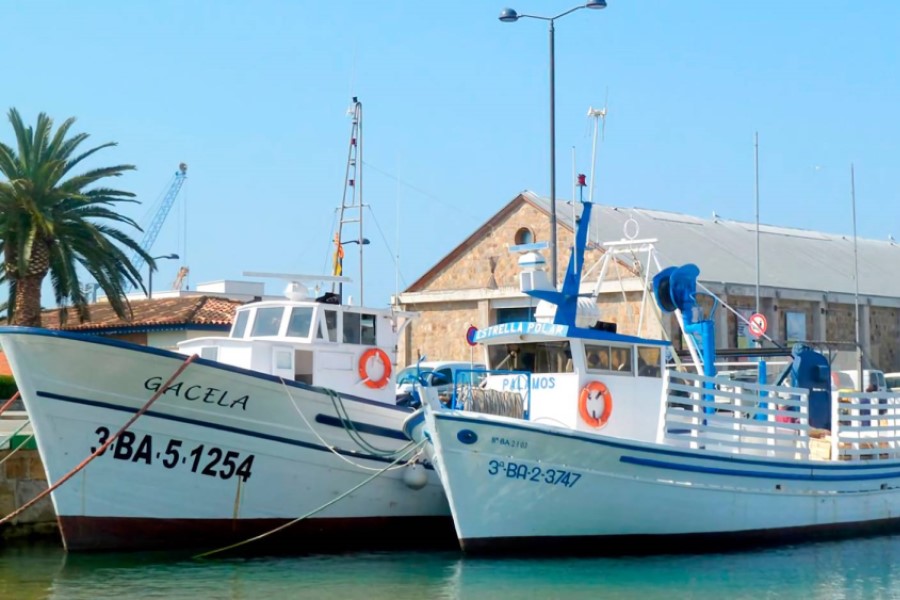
[851,163,862,390]
[334,97,366,304]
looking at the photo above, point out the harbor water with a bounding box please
[4,535,900,599]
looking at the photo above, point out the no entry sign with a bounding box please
[748,313,768,337]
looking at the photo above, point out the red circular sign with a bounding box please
[748,313,768,337]
[465,325,478,346]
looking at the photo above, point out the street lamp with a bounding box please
[499,0,607,287]
[148,253,179,299]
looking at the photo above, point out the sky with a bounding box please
[3,1,899,309]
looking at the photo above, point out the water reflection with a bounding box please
[3,536,900,600]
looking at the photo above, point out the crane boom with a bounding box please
[131,163,188,276]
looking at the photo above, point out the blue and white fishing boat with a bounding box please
[404,199,900,554]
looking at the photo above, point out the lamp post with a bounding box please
[148,253,179,299]
[499,0,607,287]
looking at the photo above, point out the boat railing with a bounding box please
[662,370,811,459]
[829,391,900,461]
[451,369,530,419]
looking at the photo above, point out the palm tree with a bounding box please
[0,108,153,327]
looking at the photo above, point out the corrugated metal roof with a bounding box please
[525,191,900,298]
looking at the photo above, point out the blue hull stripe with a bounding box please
[619,455,900,482]
[433,412,900,473]
[314,414,408,441]
[36,390,405,465]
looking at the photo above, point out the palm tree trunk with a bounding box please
[13,274,44,327]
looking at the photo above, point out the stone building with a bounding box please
[393,191,900,374]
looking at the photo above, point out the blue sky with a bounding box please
[3,1,899,308]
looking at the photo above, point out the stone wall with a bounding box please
[396,201,648,366]
[402,300,482,366]
[425,202,602,292]
[0,449,58,541]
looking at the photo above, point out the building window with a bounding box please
[496,307,535,324]
[785,311,806,343]
[514,227,534,245]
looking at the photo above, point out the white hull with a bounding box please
[414,407,900,554]
[3,329,451,551]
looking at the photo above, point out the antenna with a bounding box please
[587,98,608,245]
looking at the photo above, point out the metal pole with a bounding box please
[548,19,558,288]
[358,101,364,306]
[851,163,863,390]
[754,132,760,316]
[148,266,153,300]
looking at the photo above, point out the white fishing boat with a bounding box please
[404,200,900,555]
[0,99,452,552]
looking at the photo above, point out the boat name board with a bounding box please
[144,376,250,411]
[499,375,556,391]
[474,322,568,341]
[91,426,256,481]
[488,458,581,488]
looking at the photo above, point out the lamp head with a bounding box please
[499,8,519,22]
[586,0,607,8]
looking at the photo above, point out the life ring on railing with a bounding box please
[579,381,613,428]
[359,347,392,389]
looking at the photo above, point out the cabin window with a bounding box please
[343,312,361,344]
[586,344,633,375]
[251,307,284,337]
[611,347,633,374]
[340,311,377,345]
[585,344,612,372]
[200,346,218,360]
[275,349,292,370]
[286,307,314,338]
[637,346,662,377]
[487,341,572,374]
[317,309,338,341]
[231,310,249,338]
[360,313,377,345]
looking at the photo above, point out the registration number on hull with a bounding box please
[487,459,581,488]
[91,426,255,482]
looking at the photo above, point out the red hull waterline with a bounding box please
[58,515,457,554]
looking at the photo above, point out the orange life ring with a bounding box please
[359,347,392,389]
[579,381,613,428]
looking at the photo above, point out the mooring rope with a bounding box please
[322,386,414,458]
[193,437,427,559]
[0,433,34,468]
[0,354,198,525]
[0,418,30,451]
[0,391,21,417]
[280,379,418,472]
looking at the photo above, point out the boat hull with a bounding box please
[415,408,900,555]
[1,328,452,552]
